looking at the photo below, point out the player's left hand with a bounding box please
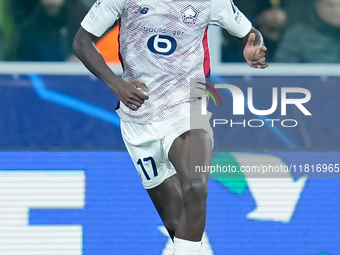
[243,33,268,69]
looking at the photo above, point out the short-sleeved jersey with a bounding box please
[81,0,251,123]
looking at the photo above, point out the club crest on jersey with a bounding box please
[181,5,199,24]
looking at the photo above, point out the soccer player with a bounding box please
[73,0,268,254]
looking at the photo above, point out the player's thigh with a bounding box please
[168,129,212,185]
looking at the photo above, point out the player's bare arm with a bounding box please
[73,27,149,110]
[242,27,268,69]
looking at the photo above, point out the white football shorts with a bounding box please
[121,112,214,189]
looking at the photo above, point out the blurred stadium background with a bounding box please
[1,0,340,254]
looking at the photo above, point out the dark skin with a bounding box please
[149,129,212,241]
[73,25,267,242]
[73,27,149,111]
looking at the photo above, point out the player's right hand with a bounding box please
[115,80,149,110]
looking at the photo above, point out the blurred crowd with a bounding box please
[223,0,340,63]
[0,0,340,63]
[0,0,91,61]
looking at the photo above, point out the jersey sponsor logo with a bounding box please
[147,35,177,55]
[181,5,199,24]
[143,26,184,37]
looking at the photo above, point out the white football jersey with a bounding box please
[81,0,251,123]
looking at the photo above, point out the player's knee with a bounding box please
[181,179,208,203]
[164,218,178,233]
